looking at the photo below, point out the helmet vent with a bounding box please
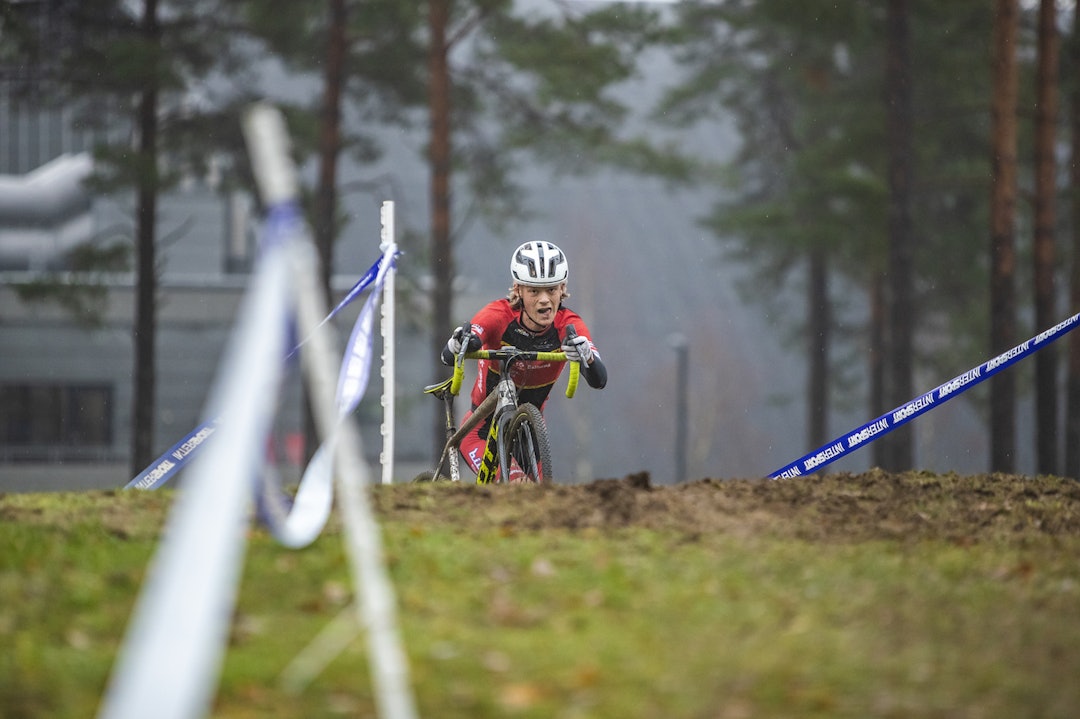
[516,249,538,278]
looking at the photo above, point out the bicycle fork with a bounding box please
[480,375,520,484]
[443,393,461,482]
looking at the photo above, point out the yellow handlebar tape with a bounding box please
[450,356,465,396]
[566,361,579,399]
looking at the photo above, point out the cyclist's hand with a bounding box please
[561,334,593,364]
[446,325,480,355]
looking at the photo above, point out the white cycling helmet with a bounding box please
[510,241,569,287]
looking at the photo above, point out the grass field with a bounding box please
[2,470,1079,718]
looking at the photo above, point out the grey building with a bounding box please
[0,160,429,492]
[0,5,436,494]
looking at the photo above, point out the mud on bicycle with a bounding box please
[414,324,584,484]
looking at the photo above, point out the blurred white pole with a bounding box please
[291,239,417,719]
[380,201,396,485]
[97,223,293,719]
[252,101,415,719]
[99,101,417,719]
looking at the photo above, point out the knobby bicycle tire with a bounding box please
[503,402,553,484]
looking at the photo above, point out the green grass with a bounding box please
[2,480,1079,718]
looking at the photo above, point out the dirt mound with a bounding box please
[378,470,1080,544]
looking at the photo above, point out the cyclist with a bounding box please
[441,240,608,482]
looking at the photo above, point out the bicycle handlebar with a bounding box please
[449,347,580,399]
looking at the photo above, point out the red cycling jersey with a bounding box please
[465,298,598,413]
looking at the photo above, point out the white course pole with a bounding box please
[379,200,397,485]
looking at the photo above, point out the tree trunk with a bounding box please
[989,0,1019,473]
[870,272,888,468]
[1033,0,1059,475]
[304,0,347,465]
[429,0,453,462]
[1066,0,1080,480]
[884,0,915,471]
[130,0,159,477]
[807,246,830,454]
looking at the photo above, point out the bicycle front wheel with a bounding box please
[503,403,553,483]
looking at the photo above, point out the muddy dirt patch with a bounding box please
[376,470,1080,544]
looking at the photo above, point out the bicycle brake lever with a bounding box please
[456,320,473,363]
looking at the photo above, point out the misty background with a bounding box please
[3,0,1060,491]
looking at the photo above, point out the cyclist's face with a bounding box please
[518,283,565,332]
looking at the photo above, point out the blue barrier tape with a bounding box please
[257,248,397,548]
[768,311,1080,479]
[124,253,386,490]
[336,252,397,417]
[126,419,221,490]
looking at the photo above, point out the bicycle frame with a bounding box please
[426,344,579,483]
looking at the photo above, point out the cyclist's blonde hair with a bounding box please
[507,283,569,310]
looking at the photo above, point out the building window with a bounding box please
[0,382,113,460]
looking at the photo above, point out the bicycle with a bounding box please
[414,323,581,484]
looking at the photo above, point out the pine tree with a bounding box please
[1032,0,1060,475]
[660,0,1003,470]
[7,0,257,475]
[989,0,1020,473]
